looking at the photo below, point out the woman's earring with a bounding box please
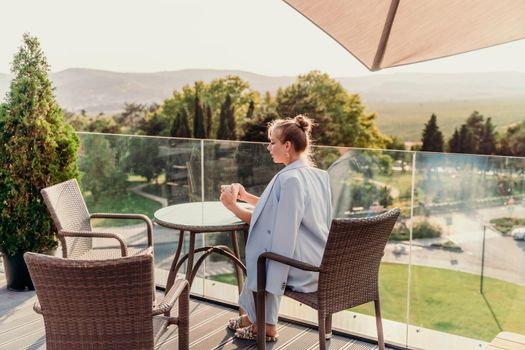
[285,152,290,158]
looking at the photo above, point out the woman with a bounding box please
[220,115,332,341]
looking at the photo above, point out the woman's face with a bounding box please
[267,129,289,164]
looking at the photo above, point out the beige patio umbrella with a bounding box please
[283,0,525,71]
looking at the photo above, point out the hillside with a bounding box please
[1,69,524,141]
[372,98,525,141]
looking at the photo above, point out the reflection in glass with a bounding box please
[76,133,525,349]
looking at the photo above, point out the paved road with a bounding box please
[384,205,525,286]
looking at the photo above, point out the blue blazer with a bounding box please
[245,159,332,296]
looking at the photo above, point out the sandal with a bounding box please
[227,316,243,331]
[234,325,279,342]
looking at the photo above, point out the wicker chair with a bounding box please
[24,252,189,350]
[41,179,153,259]
[256,208,400,350]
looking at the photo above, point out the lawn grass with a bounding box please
[209,262,525,341]
[208,273,239,285]
[376,173,413,196]
[84,191,161,227]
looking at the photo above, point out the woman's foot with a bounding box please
[227,314,252,331]
[234,324,279,342]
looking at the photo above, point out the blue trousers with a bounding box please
[238,281,282,325]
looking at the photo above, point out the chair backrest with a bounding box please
[41,179,92,257]
[318,208,400,314]
[25,252,155,349]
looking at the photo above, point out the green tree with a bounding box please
[205,104,212,138]
[465,111,484,149]
[126,137,165,183]
[170,108,191,138]
[204,76,258,136]
[80,136,124,204]
[379,186,394,207]
[276,74,332,144]
[500,121,525,157]
[246,100,255,120]
[114,103,147,133]
[242,112,278,142]
[276,71,388,148]
[63,110,89,131]
[193,95,206,138]
[386,136,405,150]
[160,76,256,139]
[421,113,444,152]
[340,94,389,148]
[448,128,461,153]
[135,103,168,136]
[459,124,476,153]
[217,94,236,140]
[448,111,492,154]
[478,117,497,155]
[0,33,79,255]
[86,116,120,133]
[138,111,168,136]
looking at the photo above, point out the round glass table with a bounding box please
[154,201,250,293]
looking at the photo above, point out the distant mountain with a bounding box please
[340,72,525,103]
[1,69,524,140]
[0,68,296,113]
[1,68,524,114]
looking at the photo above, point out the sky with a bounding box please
[1,0,525,77]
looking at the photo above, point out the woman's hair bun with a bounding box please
[294,114,313,133]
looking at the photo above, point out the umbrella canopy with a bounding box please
[283,0,525,71]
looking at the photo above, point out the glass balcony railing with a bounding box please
[77,132,525,350]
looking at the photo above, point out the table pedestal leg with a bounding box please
[186,232,196,281]
[166,230,185,294]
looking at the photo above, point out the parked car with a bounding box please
[510,227,525,240]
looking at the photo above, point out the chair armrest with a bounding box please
[90,213,153,247]
[257,252,320,293]
[257,252,320,272]
[152,279,189,316]
[59,229,128,256]
[33,301,42,314]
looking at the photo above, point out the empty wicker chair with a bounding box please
[41,178,153,259]
[24,252,189,350]
[256,208,400,350]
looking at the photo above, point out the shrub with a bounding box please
[390,218,442,241]
[0,34,79,256]
[412,220,442,239]
[489,217,525,235]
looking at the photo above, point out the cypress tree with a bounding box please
[465,111,484,151]
[246,100,255,120]
[421,113,444,152]
[448,128,461,153]
[193,95,205,138]
[459,124,475,153]
[0,33,79,256]
[205,104,212,138]
[478,117,497,155]
[217,94,236,140]
[170,108,191,138]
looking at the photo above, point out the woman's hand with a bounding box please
[232,183,246,201]
[220,185,237,209]
[219,185,253,224]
